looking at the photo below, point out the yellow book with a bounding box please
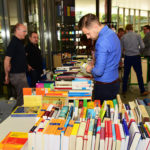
[82,107,87,121]
[67,6,70,16]
[87,101,94,109]
[129,101,136,110]
[71,123,80,135]
[24,95,42,107]
[69,123,80,150]
[100,101,107,121]
[107,100,114,109]
[139,105,150,123]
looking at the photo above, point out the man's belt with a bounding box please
[94,78,119,85]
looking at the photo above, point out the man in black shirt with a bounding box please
[25,32,43,87]
[4,23,28,106]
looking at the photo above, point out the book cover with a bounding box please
[11,106,41,117]
[23,88,32,95]
[0,132,28,150]
[128,121,141,150]
[115,123,121,150]
[24,95,42,107]
[76,121,86,150]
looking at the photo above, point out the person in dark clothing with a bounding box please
[4,23,28,106]
[25,32,43,87]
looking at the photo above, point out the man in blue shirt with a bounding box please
[78,14,121,102]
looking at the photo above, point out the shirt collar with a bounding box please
[98,25,109,37]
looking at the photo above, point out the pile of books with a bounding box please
[20,95,150,150]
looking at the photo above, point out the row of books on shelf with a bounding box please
[27,118,150,150]
[2,116,150,149]
[23,88,92,97]
[2,93,150,150]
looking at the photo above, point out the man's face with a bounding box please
[82,24,99,40]
[16,25,27,39]
[143,27,149,34]
[29,33,38,44]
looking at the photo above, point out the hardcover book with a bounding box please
[11,106,41,117]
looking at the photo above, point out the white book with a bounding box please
[128,122,141,150]
[119,124,125,150]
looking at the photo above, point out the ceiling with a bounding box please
[112,0,150,10]
[75,0,150,13]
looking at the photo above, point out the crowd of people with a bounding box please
[3,17,150,107]
[118,24,150,96]
[4,23,43,107]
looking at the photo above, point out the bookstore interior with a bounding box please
[1,0,150,150]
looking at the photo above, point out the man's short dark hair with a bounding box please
[78,13,100,30]
[125,24,133,31]
[118,28,124,33]
[29,31,38,37]
[143,25,150,30]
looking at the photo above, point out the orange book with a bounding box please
[0,132,28,150]
[23,88,32,95]
[64,120,75,136]
[36,88,45,96]
[46,91,68,97]
[55,119,66,135]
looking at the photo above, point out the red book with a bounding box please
[124,111,129,123]
[96,118,101,134]
[70,6,75,16]
[64,6,67,16]
[100,127,105,150]
[105,120,109,150]
[84,118,90,136]
[115,124,121,150]
[83,119,90,150]
[128,118,135,129]
[108,120,113,150]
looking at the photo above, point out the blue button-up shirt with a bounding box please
[91,25,121,83]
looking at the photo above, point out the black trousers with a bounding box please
[122,55,145,93]
[93,80,120,104]
[30,69,42,87]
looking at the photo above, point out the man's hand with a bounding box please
[28,65,33,71]
[86,64,93,73]
[4,74,9,84]
[4,56,11,84]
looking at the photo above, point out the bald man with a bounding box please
[4,23,28,107]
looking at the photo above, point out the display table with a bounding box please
[0,116,36,141]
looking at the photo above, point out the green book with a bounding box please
[113,99,118,109]
[83,99,87,107]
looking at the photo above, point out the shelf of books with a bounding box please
[1,56,150,150]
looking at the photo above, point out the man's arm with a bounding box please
[4,56,11,84]
[138,35,145,49]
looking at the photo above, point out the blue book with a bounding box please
[122,119,130,150]
[112,124,116,150]
[11,106,40,117]
[143,98,150,106]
